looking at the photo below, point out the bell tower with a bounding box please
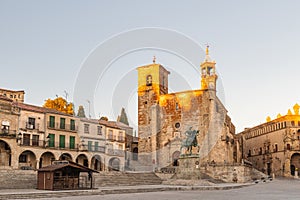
[200,46,218,90]
[136,58,170,170]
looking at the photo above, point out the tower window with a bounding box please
[146,75,152,86]
[175,102,179,110]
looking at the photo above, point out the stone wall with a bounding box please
[0,169,37,189]
[201,164,267,183]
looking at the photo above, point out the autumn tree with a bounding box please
[117,107,129,125]
[100,116,108,121]
[43,96,74,115]
[77,105,86,118]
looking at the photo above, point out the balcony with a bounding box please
[47,122,78,132]
[0,129,17,137]
[24,122,40,130]
[86,145,106,153]
[20,138,45,147]
[117,137,125,142]
[107,149,125,157]
[19,138,79,151]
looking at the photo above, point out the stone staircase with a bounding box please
[94,172,162,187]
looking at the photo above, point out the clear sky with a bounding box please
[1,0,300,133]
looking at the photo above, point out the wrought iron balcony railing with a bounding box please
[47,122,78,132]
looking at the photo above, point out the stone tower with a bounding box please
[200,46,218,91]
[136,59,170,170]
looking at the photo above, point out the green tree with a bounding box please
[118,107,129,125]
[77,105,86,118]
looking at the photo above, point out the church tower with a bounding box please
[136,57,170,170]
[200,46,218,90]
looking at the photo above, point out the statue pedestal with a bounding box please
[175,154,202,179]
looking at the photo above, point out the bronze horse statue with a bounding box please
[180,127,200,155]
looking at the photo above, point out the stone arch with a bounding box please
[109,157,120,171]
[76,154,89,167]
[291,153,300,176]
[172,151,180,166]
[91,155,103,171]
[39,151,55,168]
[59,153,73,161]
[0,140,11,167]
[132,147,138,161]
[19,150,37,169]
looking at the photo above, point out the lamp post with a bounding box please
[16,132,22,145]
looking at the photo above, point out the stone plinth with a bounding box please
[175,154,202,179]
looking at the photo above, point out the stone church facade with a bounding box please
[137,47,237,171]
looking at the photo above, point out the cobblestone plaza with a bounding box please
[28,179,300,200]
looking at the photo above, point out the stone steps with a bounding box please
[94,172,162,187]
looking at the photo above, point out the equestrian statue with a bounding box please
[180,127,200,155]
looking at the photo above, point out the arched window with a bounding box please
[146,75,152,86]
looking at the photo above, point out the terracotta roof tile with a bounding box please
[13,102,73,116]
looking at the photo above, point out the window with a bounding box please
[259,147,262,155]
[23,134,30,146]
[69,136,75,149]
[94,142,99,152]
[49,116,55,128]
[291,121,295,126]
[60,118,65,129]
[28,117,35,129]
[287,144,291,150]
[108,130,113,140]
[48,134,55,147]
[59,135,65,148]
[175,122,180,129]
[97,126,102,135]
[175,102,179,110]
[88,141,92,151]
[19,155,27,163]
[118,144,123,150]
[248,150,251,157]
[32,135,39,146]
[118,132,124,142]
[84,124,89,133]
[146,75,152,86]
[274,144,278,152]
[70,119,75,131]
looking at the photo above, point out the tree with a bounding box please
[77,105,86,118]
[43,96,74,115]
[100,116,108,121]
[117,107,129,125]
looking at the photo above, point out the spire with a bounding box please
[206,45,209,55]
[203,44,213,62]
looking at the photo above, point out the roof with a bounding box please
[13,102,73,116]
[0,88,25,93]
[80,118,100,124]
[99,120,121,130]
[38,161,99,173]
[116,121,133,130]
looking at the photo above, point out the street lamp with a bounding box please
[16,132,22,144]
